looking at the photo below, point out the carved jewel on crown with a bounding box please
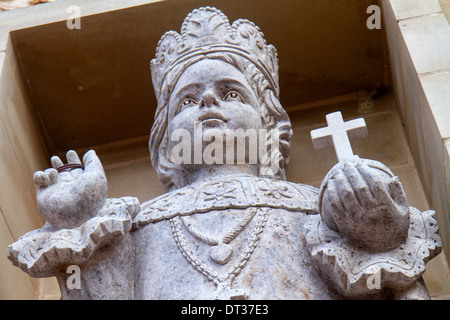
[150,6,279,100]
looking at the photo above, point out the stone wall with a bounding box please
[381,0,450,272]
[0,37,56,299]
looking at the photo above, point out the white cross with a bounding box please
[310,111,368,162]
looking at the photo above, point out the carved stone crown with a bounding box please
[151,6,279,100]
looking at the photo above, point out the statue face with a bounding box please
[167,59,262,137]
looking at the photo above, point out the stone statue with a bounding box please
[7,7,441,300]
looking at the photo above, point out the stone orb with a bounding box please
[318,157,410,252]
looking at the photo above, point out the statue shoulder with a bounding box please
[133,176,319,229]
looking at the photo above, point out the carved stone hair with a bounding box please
[149,7,292,192]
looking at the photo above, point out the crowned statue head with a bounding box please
[149,7,293,192]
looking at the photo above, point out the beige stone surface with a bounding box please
[389,0,442,20]
[446,140,450,200]
[2,43,50,200]
[0,210,38,299]
[0,53,45,237]
[390,165,429,212]
[420,71,450,140]
[104,159,163,203]
[423,253,450,299]
[38,277,60,300]
[439,0,450,24]
[398,13,450,75]
[381,0,450,271]
[421,90,450,239]
[0,50,55,299]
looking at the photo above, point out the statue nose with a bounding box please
[199,91,219,108]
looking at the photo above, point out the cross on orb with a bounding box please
[310,111,368,162]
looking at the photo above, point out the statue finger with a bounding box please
[386,176,409,208]
[321,177,342,231]
[83,150,105,175]
[342,162,376,209]
[66,150,82,164]
[334,168,362,213]
[66,150,84,178]
[44,168,58,185]
[356,162,393,204]
[33,171,50,188]
[324,176,341,206]
[51,155,72,180]
[51,156,64,169]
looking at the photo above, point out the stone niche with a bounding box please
[0,0,449,299]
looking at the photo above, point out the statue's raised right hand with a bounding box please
[33,150,107,230]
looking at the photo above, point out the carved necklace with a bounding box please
[170,208,269,299]
[181,208,256,264]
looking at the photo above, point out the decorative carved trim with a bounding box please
[7,197,140,278]
[304,207,442,297]
[133,175,318,228]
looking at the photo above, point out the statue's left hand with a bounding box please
[320,157,410,251]
[33,150,107,230]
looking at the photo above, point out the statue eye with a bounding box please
[181,98,197,109]
[224,91,243,102]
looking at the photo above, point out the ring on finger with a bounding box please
[56,163,85,173]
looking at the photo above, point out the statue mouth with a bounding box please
[198,111,227,123]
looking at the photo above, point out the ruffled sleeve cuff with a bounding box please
[305,207,441,297]
[7,197,140,278]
